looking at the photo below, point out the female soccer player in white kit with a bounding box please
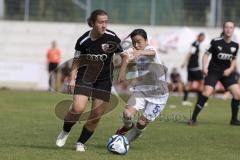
[116,29,169,142]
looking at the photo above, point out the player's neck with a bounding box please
[223,36,232,43]
[90,30,103,41]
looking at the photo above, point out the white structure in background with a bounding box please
[0,21,239,90]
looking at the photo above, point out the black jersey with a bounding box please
[187,41,200,70]
[207,38,239,72]
[74,29,123,80]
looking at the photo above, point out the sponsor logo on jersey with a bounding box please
[217,53,233,60]
[230,47,236,53]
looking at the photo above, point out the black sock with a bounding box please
[231,99,239,121]
[197,91,202,100]
[191,94,208,122]
[63,121,76,132]
[183,89,188,101]
[63,110,81,132]
[77,126,94,144]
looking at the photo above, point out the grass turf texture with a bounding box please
[0,90,239,160]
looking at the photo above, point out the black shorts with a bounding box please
[74,76,112,102]
[204,71,238,89]
[48,63,58,72]
[187,69,203,81]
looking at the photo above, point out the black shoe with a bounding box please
[230,120,240,126]
[187,119,197,126]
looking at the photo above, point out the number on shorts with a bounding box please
[153,105,161,114]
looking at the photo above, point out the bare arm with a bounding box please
[181,52,192,68]
[223,59,237,76]
[117,53,129,83]
[202,53,210,76]
[69,58,80,84]
[132,49,156,59]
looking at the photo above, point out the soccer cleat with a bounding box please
[230,120,240,126]
[76,142,86,152]
[187,119,197,126]
[182,101,193,106]
[116,124,134,135]
[56,130,70,147]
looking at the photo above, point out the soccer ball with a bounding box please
[106,135,129,155]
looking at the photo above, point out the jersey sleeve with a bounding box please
[114,35,123,54]
[189,44,197,54]
[74,38,81,58]
[206,39,215,55]
[233,44,239,59]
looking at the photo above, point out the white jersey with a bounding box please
[131,45,168,100]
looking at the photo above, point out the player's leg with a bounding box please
[195,70,204,99]
[76,98,108,151]
[116,92,144,135]
[228,84,240,125]
[224,73,240,125]
[116,106,138,135]
[197,80,204,97]
[182,81,192,106]
[183,70,192,103]
[56,95,88,147]
[189,85,213,123]
[189,72,219,124]
[126,115,150,142]
[127,96,167,142]
[76,77,112,151]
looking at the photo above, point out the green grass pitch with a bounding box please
[0,90,239,160]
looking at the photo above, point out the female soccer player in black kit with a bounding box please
[181,33,205,105]
[189,20,240,126]
[56,9,123,151]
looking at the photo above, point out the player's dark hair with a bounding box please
[129,29,148,40]
[198,32,205,37]
[87,9,108,27]
[220,31,224,37]
[223,20,235,28]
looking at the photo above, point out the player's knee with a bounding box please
[233,94,240,100]
[72,103,85,113]
[202,89,212,97]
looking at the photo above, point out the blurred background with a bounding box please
[0,0,239,90]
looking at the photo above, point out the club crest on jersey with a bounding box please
[101,41,117,53]
[230,47,236,53]
[217,46,222,51]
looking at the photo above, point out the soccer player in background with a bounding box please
[47,40,61,90]
[181,33,205,106]
[189,20,240,126]
[115,29,169,143]
[56,9,123,151]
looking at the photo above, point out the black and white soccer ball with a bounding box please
[107,135,129,155]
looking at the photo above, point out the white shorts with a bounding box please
[127,92,169,121]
